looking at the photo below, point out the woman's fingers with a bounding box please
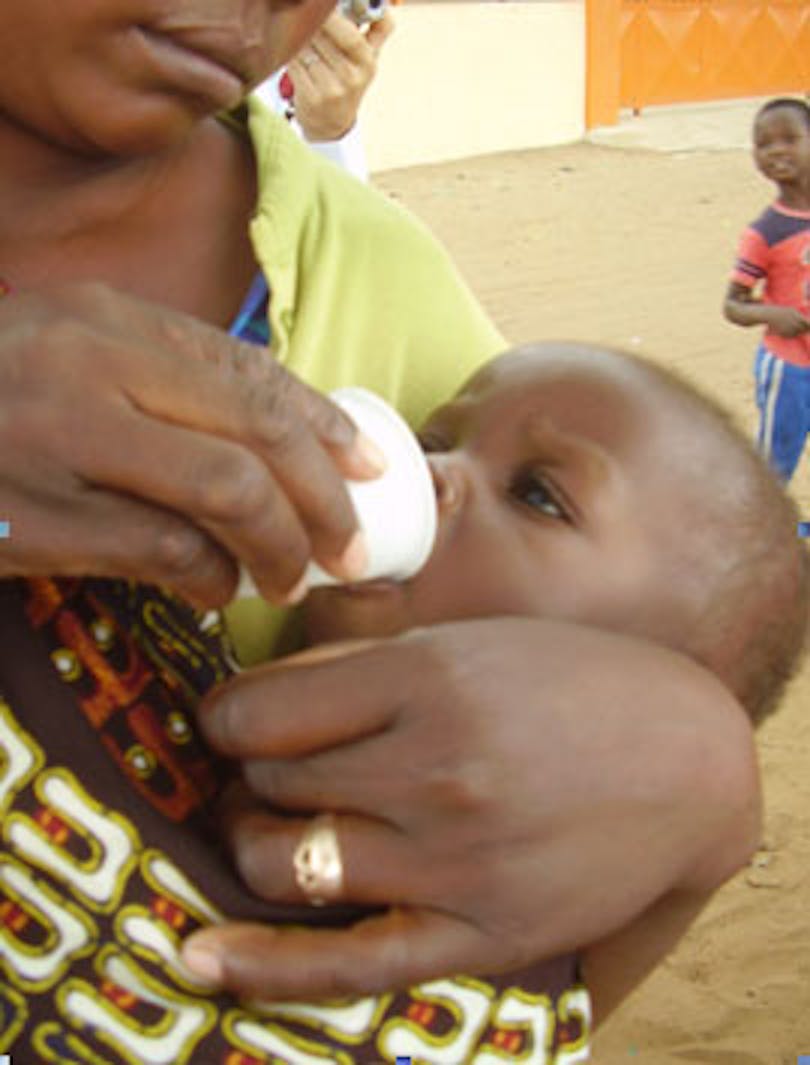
[86,292,383,584]
[0,477,236,605]
[113,289,380,479]
[181,908,484,1000]
[219,802,429,906]
[77,406,316,601]
[197,637,404,758]
[0,284,384,598]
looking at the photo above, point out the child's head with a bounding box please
[752,97,810,193]
[305,342,809,726]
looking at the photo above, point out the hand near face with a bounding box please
[0,284,382,605]
[288,7,394,142]
[183,617,759,999]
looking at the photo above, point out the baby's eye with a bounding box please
[508,469,567,520]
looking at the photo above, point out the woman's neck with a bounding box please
[0,116,259,326]
[0,118,202,259]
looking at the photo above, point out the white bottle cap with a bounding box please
[235,387,437,598]
[306,387,437,587]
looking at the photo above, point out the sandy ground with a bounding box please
[376,142,810,1064]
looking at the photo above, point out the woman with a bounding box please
[0,2,758,1061]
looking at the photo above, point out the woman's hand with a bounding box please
[183,617,760,999]
[0,283,382,605]
[288,7,394,142]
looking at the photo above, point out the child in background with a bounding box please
[724,97,810,490]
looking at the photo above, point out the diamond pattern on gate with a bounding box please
[619,0,810,110]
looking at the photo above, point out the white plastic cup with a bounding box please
[306,387,437,587]
[236,387,437,598]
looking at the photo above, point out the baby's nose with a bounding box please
[426,453,468,516]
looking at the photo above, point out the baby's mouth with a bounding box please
[338,577,404,597]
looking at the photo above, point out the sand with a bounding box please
[376,142,810,1064]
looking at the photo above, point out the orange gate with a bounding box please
[620,0,810,111]
[586,0,810,127]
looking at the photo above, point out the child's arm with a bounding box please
[581,760,760,1025]
[580,887,711,1025]
[723,280,810,336]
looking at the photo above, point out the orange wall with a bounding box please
[586,0,621,127]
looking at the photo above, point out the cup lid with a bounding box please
[329,387,437,580]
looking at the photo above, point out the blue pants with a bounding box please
[754,344,810,482]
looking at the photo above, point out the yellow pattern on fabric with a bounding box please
[0,690,589,1062]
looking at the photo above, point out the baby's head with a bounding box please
[306,342,809,725]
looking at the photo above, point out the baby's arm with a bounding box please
[581,750,760,1025]
[724,280,810,336]
[580,887,710,1025]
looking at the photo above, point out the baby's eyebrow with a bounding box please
[522,415,626,516]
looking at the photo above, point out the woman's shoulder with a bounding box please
[245,94,442,254]
[243,94,503,427]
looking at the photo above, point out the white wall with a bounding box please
[364,0,586,173]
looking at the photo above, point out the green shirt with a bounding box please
[227,99,504,663]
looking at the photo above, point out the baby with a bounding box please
[282,340,808,1039]
[305,340,808,729]
[186,341,808,1061]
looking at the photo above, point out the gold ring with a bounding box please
[292,813,344,905]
